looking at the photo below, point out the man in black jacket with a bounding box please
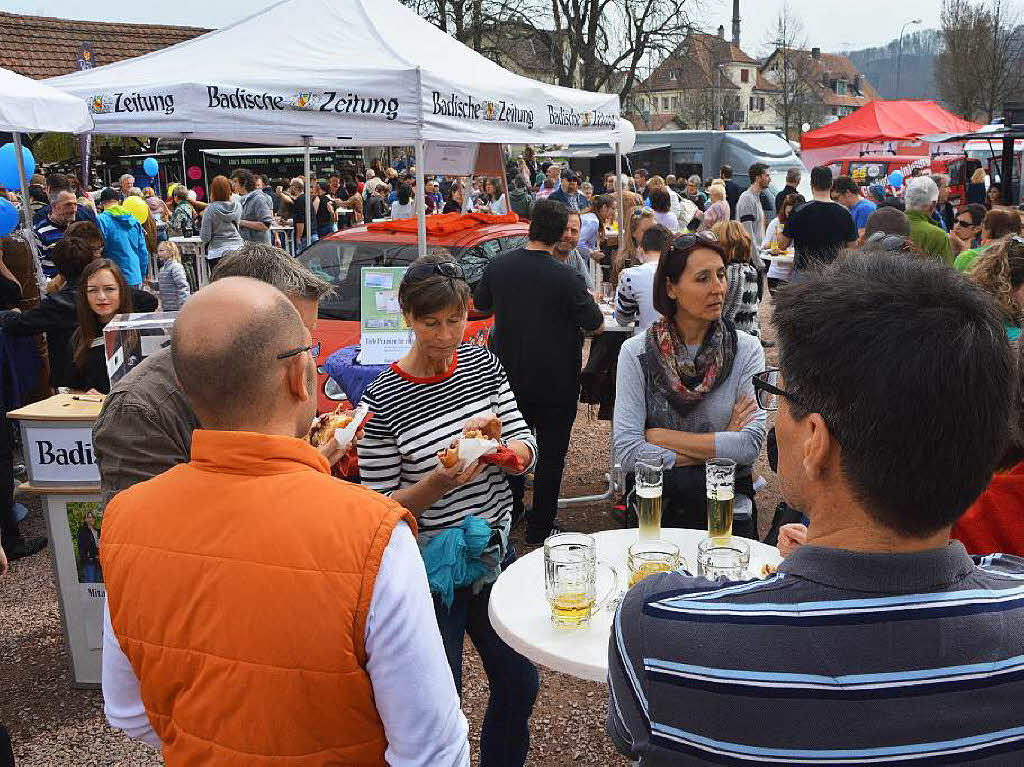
[473,200,604,543]
[721,164,742,220]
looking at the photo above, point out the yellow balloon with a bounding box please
[166,182,178,199]
[122,195,149,224]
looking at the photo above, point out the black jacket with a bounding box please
[0,282,79,385]
[725,180,742,220]
[473,247,603,406]
[77,522,99,566]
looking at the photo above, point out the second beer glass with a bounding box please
[635,448,664,540]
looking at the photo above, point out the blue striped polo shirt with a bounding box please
[607,542,1024,765]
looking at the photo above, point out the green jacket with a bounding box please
[953,245,988,272]
[907,209,954,265]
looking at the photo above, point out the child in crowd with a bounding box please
[157,240,190,311]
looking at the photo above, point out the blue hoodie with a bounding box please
[97,205,149,286]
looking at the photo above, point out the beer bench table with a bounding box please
[9,393,105,687]
[489,528,781,683]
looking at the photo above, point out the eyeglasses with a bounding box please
[752,368,791,411]
[276,340,321,361]
[671,231,719,250]
[402,261,466,288]
[864,232,909,252]
[954,218,974,228]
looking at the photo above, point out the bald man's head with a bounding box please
[172,277,310,430]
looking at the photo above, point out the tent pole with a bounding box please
[499,144,510,217]
[303,138,312,249]
[12,133,43,292]
[414,139,426,258]
[615,141,625,271]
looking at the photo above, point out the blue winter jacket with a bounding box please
[97,205,149,286]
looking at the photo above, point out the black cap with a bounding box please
[99,187,122,204]
[560,168,580,182]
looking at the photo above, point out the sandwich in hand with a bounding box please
[308,403,372,451]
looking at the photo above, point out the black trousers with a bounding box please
[0,411,18,544]
[508,400,577,537]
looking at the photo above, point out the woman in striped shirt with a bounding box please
[358,253,539,766]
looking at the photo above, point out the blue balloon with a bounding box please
[0,198,19,237]
[888,170,904,188]
[143,157,159,177]
[0,143,36,191]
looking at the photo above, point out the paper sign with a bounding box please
[424,141,481,176]
[23,426,100,484]
[358,267,413,365]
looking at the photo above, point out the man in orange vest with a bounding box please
[100,277,469,765]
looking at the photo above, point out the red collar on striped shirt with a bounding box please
[390,350,459,384]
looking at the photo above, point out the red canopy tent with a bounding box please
[801,100,980,150]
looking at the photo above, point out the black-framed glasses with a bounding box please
[954,217,974,228]
[864,231,909,252]
[276,339,321,361]
[752,368,791,412]
[402,261,466,288]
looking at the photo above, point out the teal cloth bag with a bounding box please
[422,514,493,609]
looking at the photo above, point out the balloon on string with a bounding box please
[143,157,159,177]
[0,143,36,190]
[888,170,904,188]
[122,195,149,224]
[0,198,19,237]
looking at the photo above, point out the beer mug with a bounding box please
[705,458,737,540]
[628,539,682,588]
[635,448,664,541]
[544,533,619,629]
[697,536,750,581]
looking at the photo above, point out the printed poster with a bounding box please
[357,267,412,365]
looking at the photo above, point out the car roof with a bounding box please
[320,221,529,246]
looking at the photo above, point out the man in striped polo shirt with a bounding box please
[33,189,87,278]
[608,252,1024,765]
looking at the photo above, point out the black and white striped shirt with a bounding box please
[358,343,537,536]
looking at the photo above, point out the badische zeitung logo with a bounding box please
[548,105,618,129]
[433,91,534,129]
[91,91,175,116]
[206,87,400,121]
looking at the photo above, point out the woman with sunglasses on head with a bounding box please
[358,253,539,766]
[613,233,767,538]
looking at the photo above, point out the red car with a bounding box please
[298,219,529,412]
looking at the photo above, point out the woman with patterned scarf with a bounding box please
[612,232,767,538]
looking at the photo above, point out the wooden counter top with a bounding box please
[8,394,105,422]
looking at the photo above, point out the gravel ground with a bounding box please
[0,298,782,766]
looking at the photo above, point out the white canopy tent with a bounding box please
[0,67,93,270]
[46,0,626,250]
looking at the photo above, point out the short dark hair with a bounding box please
[398,253,470,318]
[810,165,833,191]
[212,242,333,300]
[635,168,649,180]
[648,187,671,213]
[653,235,729,319]
[641,224,673,255]
[773,252,1011,536]
[344,180,358,197]
[231,168,257,192]
[962,203,987,227]
[51,235,96,283]
[863,207,911,239]
[397,184,412,205]
[748,163,768,183]
[831,175,860,197]
[46,173,71,198]
[528,199,569,245]
[720,165,733,179]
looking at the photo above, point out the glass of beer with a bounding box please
[705,458,737,540]
[697,536,750,581]
[544,532,619,629]
[635,448,664,540]
[628,539,682,588]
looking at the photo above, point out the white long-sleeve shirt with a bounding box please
[102,520,469,766]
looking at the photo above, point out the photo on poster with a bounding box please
[67,501,103,584]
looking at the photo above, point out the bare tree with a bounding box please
[936,0,1024,122]
[762,3,824,138]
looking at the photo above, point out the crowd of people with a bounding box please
[1,145,1024,766]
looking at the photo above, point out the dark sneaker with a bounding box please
[5,536,47,562]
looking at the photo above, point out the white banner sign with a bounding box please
[24,426,100,484]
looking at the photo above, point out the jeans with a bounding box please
[432,555,539,767]
[81,562,100,583]
[508,400,577,538]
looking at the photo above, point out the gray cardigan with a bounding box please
[613,328,766,505]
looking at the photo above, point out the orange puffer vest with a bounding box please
[101,430,416,765]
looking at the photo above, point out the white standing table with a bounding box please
[169,236,210,288]
[489,528,781,683]
[270,225,296,256]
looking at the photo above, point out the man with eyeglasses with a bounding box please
[608,252,1024,765]
[99,277,468,764]
[93,243,338,511]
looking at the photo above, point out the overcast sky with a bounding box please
[11,0,943,53]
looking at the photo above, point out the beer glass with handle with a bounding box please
[705,458,736,540]
[544,533,619,628]
[635,447,664,540]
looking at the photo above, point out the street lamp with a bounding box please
[895,18,923,97]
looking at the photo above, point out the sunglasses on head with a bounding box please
[671,231,719,250]
[865,232,909,252]
[402,261,466,286]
